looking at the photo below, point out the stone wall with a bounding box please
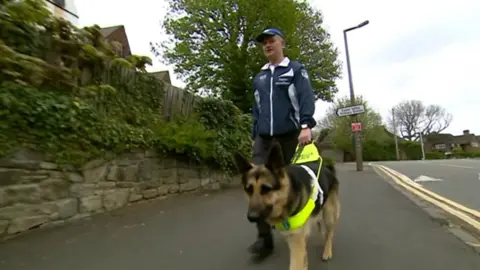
[0,149,239,239]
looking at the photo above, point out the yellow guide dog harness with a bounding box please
[274,143,323,231]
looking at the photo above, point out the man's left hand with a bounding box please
[298,128,312,145]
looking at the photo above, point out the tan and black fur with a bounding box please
[234,142,340,270]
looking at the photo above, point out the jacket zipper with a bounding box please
[269,70,274,136]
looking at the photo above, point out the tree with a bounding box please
[388,100,452,141]
[317,95,388,151]
[150,0,341,113]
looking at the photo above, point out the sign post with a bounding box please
[336,104,365,171]
[336,104,365,117]
[351,122,362,132]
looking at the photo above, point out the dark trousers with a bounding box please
[251,130,299,249]
[252,130,299,165]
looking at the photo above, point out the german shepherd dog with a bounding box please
[234,141,340,270]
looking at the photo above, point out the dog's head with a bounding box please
[233,142,290,223]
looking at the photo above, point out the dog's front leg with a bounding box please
[285,231,308,270]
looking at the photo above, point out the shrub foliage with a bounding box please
[0,0,251,172]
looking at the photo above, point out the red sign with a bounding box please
[351,122,362,132]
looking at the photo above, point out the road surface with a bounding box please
[0,164,479,270]
[375,159,480,211]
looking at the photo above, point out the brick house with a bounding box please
[149,70,172,84]
[454,130,480,152]
[424,130,480,153]
[44,0,79,26]
[99,25,132,58]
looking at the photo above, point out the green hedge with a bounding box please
[452,151,480,158]
[424,151,480,160]
[194,98,252,170]
[400,140,423,160]
[0,82,251,172]
[362,139,396,161]
[323,156,335,168]
[425,152,445,160]
[0,0,251,172]
[360,139,423,161]
[341,138,423,162]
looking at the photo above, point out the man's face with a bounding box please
[261,35,284,58]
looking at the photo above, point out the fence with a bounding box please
[162,83,200,121]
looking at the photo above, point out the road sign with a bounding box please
[336,104,365,117]
[351,122,362,132]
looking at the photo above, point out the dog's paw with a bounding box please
[321,251,332,261]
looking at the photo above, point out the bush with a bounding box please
[400,140,422,160]
[362,139,396,161]
[359,139,423,161]
[452,151,480,158]
[0,81,250,171]
[0,0,251,172]
[195,97,252,171]
[323,156,335,168]
[425,152,445,160]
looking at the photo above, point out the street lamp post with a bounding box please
[418,131,426,160]
[343,20,369,172]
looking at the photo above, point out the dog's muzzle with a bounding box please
[247,209,261,222]
[246,205,272,222]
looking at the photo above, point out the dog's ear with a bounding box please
[265,142,285,172]
[233,152,253,174]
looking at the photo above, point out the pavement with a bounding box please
[373,159,480,211]
[0,164,479,270]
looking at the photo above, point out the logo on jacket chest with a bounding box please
[275,68,294,86]
[275,76,292,86]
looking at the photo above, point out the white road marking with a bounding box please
[438,164,474,169]
[413,175,444,182]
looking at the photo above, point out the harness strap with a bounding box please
[273,142,325,231]
[300,165,323,205]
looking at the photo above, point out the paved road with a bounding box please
[0,165,479,270]
[374,159,480,211]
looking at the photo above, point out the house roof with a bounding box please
[425,131,479,145]
[425,133,455,144]
[99,25,122,38]
[99,25,131,57]
[454,133,477,145]
[150,70,171,84]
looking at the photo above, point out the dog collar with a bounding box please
[274,143,323,231]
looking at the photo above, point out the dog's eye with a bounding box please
[245,184,253,194]
[260,185,272,195]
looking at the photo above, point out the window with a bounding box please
[434,144,446,150]
[53,0,65,7]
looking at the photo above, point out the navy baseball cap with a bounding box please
[255,28,285,42]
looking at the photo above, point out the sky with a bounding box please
[74,0,480,136]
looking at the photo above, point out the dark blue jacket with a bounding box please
[251,57,316,138]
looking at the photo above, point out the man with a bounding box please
[248,27,317,259]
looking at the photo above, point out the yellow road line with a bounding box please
[379,165,480,220]
[373,166,480,232]
[466,242,480,247]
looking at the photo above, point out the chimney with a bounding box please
[463,129,470,135]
